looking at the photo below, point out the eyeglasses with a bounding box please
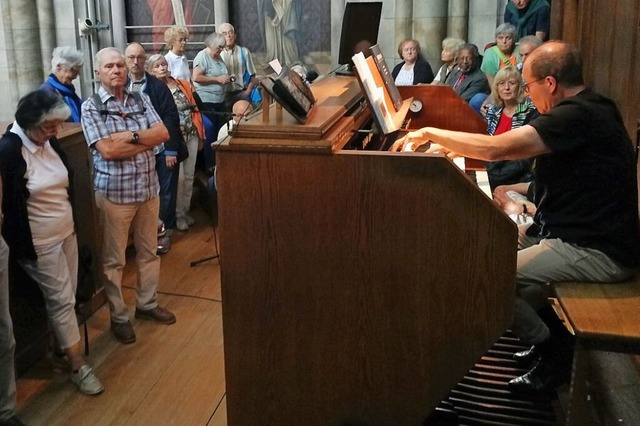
[126,55,145,62]
[523,77,546,94]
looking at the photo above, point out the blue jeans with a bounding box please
[202,102,225,170]
[156,151,179,230]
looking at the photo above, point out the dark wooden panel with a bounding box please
[556,0,640,139]
[398,85,486,134]
[217,147,517,425]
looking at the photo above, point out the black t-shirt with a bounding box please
[528,88,640,267]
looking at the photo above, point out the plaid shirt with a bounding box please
[81,86,161,204]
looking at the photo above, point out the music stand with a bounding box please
[189,92,223,267]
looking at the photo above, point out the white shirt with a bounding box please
[165,50,191,81]
[10,122,74,246]
[395,66,414,86]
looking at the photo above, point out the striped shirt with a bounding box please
[81,86,161,204]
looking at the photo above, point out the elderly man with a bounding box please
[219,22,259,110]
[516,35,543,70]
[504,0,551,41]
[397,41,640,393]
[444,44,490,105]
[125,42,184,254]
[81,47,176,345]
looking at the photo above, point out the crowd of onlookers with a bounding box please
[0,18,263,422]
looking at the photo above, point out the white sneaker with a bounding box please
[176,216,189,231]
[185,213,195,226]
[71,365,104,395]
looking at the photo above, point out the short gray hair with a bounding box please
[51,46,84,73]
[93,47,124,71]
[145,54,166,72]
[15,90,71,130]
[204,32,226,49]
[495,23,517,39]
[518,35,543,48]
[218,23,234,33]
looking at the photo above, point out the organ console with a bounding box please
[216,73,517,425]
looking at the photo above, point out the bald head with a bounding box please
[125,42,146,80]
[525,40,584,88]
[232,100,252,122]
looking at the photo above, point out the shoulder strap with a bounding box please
[492,46,514,67]
[92,92,146,122]
[240,46,247,68]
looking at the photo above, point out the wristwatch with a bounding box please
[131,131,140,144]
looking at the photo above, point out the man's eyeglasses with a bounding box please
[126,55,145,62]
[523,77,546,94]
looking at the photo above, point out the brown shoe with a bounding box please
[111,320,136,344]
[135,306,176,324]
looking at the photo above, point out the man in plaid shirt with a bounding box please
[81,47,176,345]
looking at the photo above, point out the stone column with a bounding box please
[392,0,412,64]
[37,0,56,76]
[413,0,448,68]
[9,1,44,97]
[331,0,346,66]
[448,0,469,43]
[214,0,229,30]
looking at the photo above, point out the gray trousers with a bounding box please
[0,237,17,421]
[513,223,633,344]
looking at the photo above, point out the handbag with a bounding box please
[240,47,262,104]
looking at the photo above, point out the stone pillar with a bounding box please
[413,0,448,69]
[468,0,502,48]
[448,0,469,43]
[331,0,346,67]
[9,1,44,97]
[0,1,20,119]
[392,0,412,64]
[214,0,229,30]
[37,0,56,76]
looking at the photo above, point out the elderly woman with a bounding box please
[432,37,465,85]
[0,90,103,395]
[39,46,84,122]
[484,66,537,191]
[147,54,204,231]
[481,23,522,86]
[164,25,191,80]
[391,38,434,86]
[192,32,230,172]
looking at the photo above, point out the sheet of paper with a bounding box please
[269,59,283,75]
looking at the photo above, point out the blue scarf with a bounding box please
[46,74,83,122]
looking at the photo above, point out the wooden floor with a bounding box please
[12,196,640,425]
[14,207,228,426]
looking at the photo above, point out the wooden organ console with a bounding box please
[216,74,517,425]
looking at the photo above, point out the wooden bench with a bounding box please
[552,275,640,425]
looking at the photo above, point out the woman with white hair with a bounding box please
[40,46,84,123]
[432,37,465,85]
[0,90,103,396]
[480,23,522,86]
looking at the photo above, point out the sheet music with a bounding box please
[352,52,396,134]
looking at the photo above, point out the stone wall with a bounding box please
[0,0,508,122]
